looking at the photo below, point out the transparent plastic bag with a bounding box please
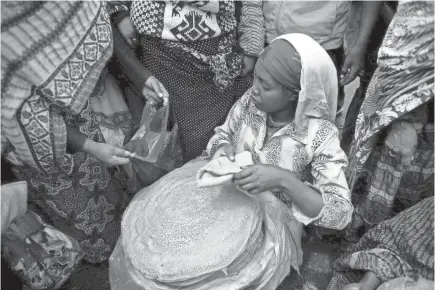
[1,211,84,289]
[124,102,171,165]
[123,102,182,191]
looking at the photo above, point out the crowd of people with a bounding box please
[1,1,433,290]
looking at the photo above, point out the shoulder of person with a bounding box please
[307,118,339,152]
[238,88,257,110]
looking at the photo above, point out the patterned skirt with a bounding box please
[139,34,251,163]
[329,197,434,289]
[12,72,133,264]
[344,123,434,241]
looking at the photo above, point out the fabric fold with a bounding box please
[197,151,253,188]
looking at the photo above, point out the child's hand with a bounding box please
[233,164,285,195]
[212,144,236,161]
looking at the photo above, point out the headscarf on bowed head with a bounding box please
[255,39,302,93]
[257,33,338,143]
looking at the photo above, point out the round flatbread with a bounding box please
[122,160,263,282]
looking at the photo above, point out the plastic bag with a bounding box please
[109,158,296,290]
[125,102,172,166]
[1,211,84,289]
[123,102,182,191]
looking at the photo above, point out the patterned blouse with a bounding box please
[207,91,353,230]
[130,0,264,57]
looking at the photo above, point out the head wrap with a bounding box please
[258,33,338,143]
[255,40,302,92]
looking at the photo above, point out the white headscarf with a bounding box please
[271,33,338,142]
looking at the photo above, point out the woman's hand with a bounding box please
[385,121,418,171]
[212,144,236,161]
[117,16,137,47]
[241,55,257,76]
[143,76,169,106]
[233,164,285,194]
[84,140,131,166]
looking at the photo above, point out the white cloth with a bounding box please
[196,151,253,188]
[1,181,27,234]
[272,33,338,143]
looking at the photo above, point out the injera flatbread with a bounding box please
[122,160,263,282]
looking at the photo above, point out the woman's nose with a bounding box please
[251,81,260,95]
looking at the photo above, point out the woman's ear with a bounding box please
[286,87,298,102]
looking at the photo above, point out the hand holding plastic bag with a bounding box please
[125,101,170,164]
[122,100,182,192]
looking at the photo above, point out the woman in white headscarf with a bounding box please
[111,33,353,289]
[210,33,353,233]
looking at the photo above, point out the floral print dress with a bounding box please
[207,90,353,231]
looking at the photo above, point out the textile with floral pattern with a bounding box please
[344,0,434,241]
[1,1,131,263]
[207,90,353,231]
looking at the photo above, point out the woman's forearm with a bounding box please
[354,1,383,48]
[66,125,98,156]
[112,24,152,91]
[278,171,324,218]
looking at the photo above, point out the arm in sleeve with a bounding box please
[292,123,353,230]
[112,24,153,93]
[237,0,265,57]
[206,93,247,157]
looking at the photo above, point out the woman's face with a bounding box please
[251,65,297,113]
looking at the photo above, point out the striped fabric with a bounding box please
[1,1,112,173]
[1,1,133,264]
[329,197,434,288]
[238,0,265,57]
